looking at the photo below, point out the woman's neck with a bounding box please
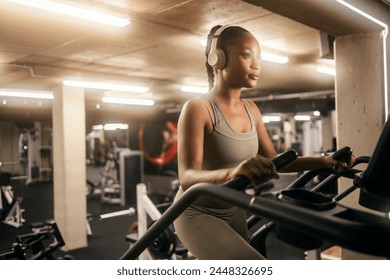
[210,85,242,105]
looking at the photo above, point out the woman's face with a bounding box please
[222,33,261,89]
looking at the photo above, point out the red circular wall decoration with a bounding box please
[139,121,177,166]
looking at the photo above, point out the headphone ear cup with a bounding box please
[208,48,226,69]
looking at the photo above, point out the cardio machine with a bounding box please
[119,116,390,260]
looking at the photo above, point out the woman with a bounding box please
[173,25,351,260]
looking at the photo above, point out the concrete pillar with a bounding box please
[335,31,385,259]
[52,85,87,250]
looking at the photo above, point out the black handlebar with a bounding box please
[333,146,353,163]
[224,150,298,191]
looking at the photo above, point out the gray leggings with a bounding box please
[173,188,265,260]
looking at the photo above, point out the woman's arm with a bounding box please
[248,100,349,172]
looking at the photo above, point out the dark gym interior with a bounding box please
[0,0,389,261]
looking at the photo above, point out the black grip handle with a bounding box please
[272,149,298,170]
[224,149,298,191]
[333,146,353,163]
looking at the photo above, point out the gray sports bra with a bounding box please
[203,93,259,170]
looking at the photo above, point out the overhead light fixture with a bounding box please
[4,0,130,27]
[0,89,53,99]
[63,80,149,93]
[103,123,129,130]
[263,115,281,123]
[316,65,336,76]
[181,85,208,94]
[261,52,289,64]
[102,97,155,106]
[294,115,311,121]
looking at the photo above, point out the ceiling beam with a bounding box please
[242,0,386,35]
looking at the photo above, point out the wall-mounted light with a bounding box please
[0,88,53,99]
[4,0,130,27]
[181,85,208,94]
[102,97,155,106]
[63,80,149,93]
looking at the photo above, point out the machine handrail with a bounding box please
[120,179,390,260]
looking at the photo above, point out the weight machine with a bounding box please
[119,116,390,260]
[0,220,72,260]
[0,169,25,228]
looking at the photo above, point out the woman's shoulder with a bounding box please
[242,98,260,112]
[182,94,210,112]
[241,98,263,124]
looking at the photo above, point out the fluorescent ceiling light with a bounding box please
[63,80,148,93]
[4,0,130,27]
[0,89,53,99]
[294,115,311,121]
[103,123,129,130]
[263,115,281,123]
[262,52,289,64]
[102,97,155,106]
[316,65,336,76]
[92,125,104,130]
[181,85,208,94]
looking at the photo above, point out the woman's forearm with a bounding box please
[280,156,333,173]
[179,168,233,191]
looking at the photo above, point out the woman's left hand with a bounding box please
[324,149,355,171]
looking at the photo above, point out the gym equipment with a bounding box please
[100,183,190,260]
[0,171,25,228]
[332,145,353,163]
[119,150,144,206]
[119,117,390,259]
[120,149,298,259]
[224,149,298,191]
[88,148,142,206]
[89,150,121,202]
[0,220,72,260]
[207,25,230,69]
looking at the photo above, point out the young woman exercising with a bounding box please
[173,25,352,260]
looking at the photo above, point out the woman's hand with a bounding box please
[323,149,355,172]
[231,155,280,186]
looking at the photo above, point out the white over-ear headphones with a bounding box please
[207,25,230,69]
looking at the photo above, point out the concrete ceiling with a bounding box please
[0,0,387,126]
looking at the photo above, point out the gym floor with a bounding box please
[0,169,305,260]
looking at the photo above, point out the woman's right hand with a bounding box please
[231,155,280,186]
